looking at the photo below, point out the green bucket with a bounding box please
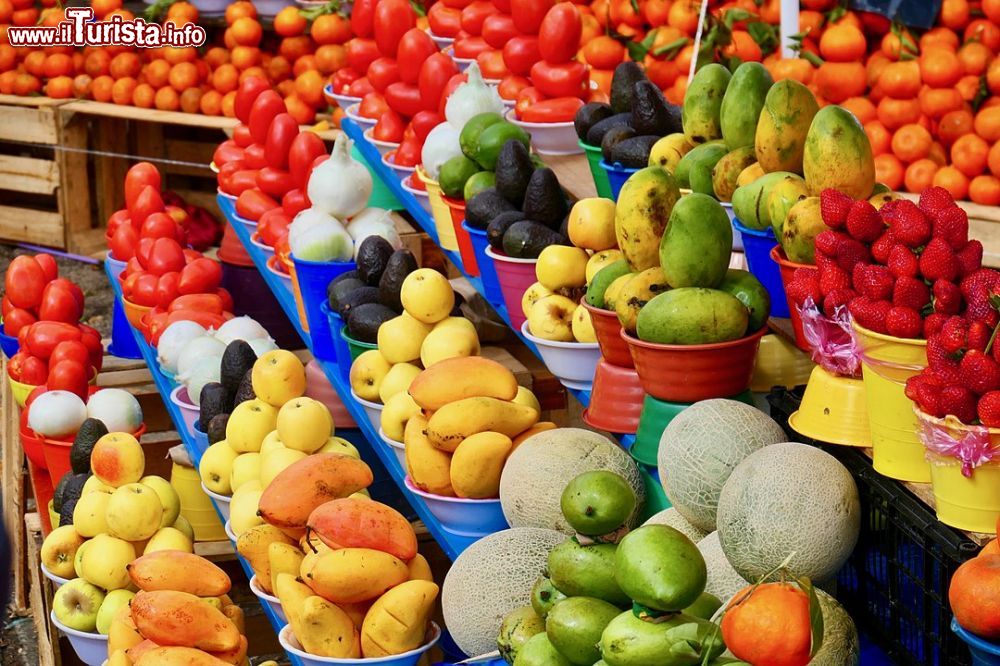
[638,466,671,521]
[580,140,613,200]
[351,145,402,210]
[341,327,378,361]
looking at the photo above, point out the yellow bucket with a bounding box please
[751,334,816,392]
[418,168,459,252]
[171,462,226,542]
[48,500,59,534]
[789,366,869,447]
[8,376,36,408]
[917,411,1000,533]
[852,322,930,482]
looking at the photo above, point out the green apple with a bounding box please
[536,245,589,291]
[572,303,598,342]
[53,578,106,633]
[139,475,180,528]
[106,484,163,542]
[172,515,195,542]
[378,363,422,403]
[230,452,262,491]
[41,525,86,579]
[349,349,392,402]
[420,322,479,368]
[79,534,135,591]
[260,448,307,488]
[95,589,135,635]
[199,441,240,495]
[318,436,360,458]
[276,397,333,453]
[227,399,279,453]
[376,313,433,364]
[527,294,578,342]
[400,268,455,324]
[143,526,193,554]
[72,491,111,538]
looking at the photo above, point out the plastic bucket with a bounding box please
[377,429,407,469]
[20,417,47,470]
[291,254,355,360]
[637,466,672,518]
[108,298,142,359]
[485,247,537,330]
[221,259,302,351]
[202,483,232,521]
[953,618,1000,666]
[171,462,226,542]
[8,375,37,408]
[29,464,55,535]
[304,359,357,428]
[191,421,210,460]
[443,195,479,276]
[583,359,644,435]
[520,321,600,390]
[354,144,402,210]
[341,327,377,362]
[404,477,508,537]
[122,297,152,330]
[580,140,613,199]
[0,322,19,358]
[50,611,107,666]
[401,174,432,215]
[250,575,287,624]
[771,246,815,352]
[581,301,633,367]
[733,220,789,318]
[169,386,200,435]
[599,160,639,201]
[350,389,383,431]
[853,322,930,483]
[418,169,459,251]
[788,366,869,447]
[322,302,352,381]
[465,222,503,305]
[750,333,815,393]
[218,223,254,267]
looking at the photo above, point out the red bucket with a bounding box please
[582,360,644,434]
[622,327,767,403]
[42,423,147,484]
[442,196,479,276]
[19,411,46,470]
[771,245,815,352]
[29,464,55,535]
[582,301,633,367]
[485,247,537,330]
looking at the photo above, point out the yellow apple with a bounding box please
[377,313,433,364]
[252,350,306,407]
[143,527,193,554]
[260,430,285,455]
[139,475,180,527]
[52,578,105,633]
[585,249,624,283]
[79,533,135,590]
[521,282,553,320]
[420,323,480,368]
[568,197,617,251]
[96,589,135,635]
[512,386,540,413]
[91,433,145,488]
[72,489,111,537]
[349,349,392,402]
[230,486,264,536]
[277,397,333,453]
[380,391,421,441]
[231,452,262,491]
[536,246,589,291]
[82,476,114,495]
[199,441,240,495]
[318,436,360,458]
[527,294,577,341]
[172,515,195,542]
[400,268,455,323]
[572,303,598,342]
[74,538,90,579]
[41,525,86,579]
[106,483,163,541]
[227,399,279,453]
[260,448,307,488]
[378,363,422,403]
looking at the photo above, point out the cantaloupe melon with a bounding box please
[657,399,786,532]
[642,508,708,543]
[696,532,748,603]
[499,429,645,534]
[812,590,860,666]
[716,442,860,583]
[442,528,566,657]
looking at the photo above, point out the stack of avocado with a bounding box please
[52,418,109,526]
[498,470,728,666]
[192,339,261,450]
[438,112,532,201]
[464,140,575,259]
[574,62,684,169]
[327,237,462,343]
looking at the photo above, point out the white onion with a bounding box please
[346,210,402,258]
[156,321,207,375]
[176,336,225,378]
[179,363,221,405]
[247,338,278,357]
[421,122,463,181]
[307,134,373,219]
[291,219,354,262]
[289,207,342,248]
[215,316,270,345]
[28,391,87,438]
[86,389,143,433]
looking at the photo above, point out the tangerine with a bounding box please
[284,92,315,124]
[985,0,1000,22]
[975,107,1000,142]
[12,73,41,96]
[723,31,762,62]
[939,0,971,30]
[970,176,1000,205]
[667,0,700,34]
[225,0,256,25]
[179,86,202,114]
[841,97,877,124]
[23,51,46,77]
[109,52,140,79]
[42,52,73,78]
[274,6,307,37]
[987,59,1000,95]
[933,165,971,200]
[200,88,223,115]
[938,110,975,146]
[231,16,263,47]
[878,61,921,99]
[311,14,352,46]
[111,78,137,105]
[294,69,325,107]
[877,96,922,130]
[966,19,1000,51]
[814,61,866,103]
[957,75,981,102]
[0,71,16,95]
[44,75,73,99]
[91,74,114,102]
[819,23,866,62]
[875,153,905,190]
[315,44,347,75]
[920,26,960,52]
[891,124,933,162]
[221,90,238,117]
[721,583,812,666]
[154,85,180,111]
[132,82,155,108]
[864,120,892,155]
[212,63,239,93]
[144,59,170,88]
[920,47,963,88]
[952,134,990,177]
[990,142,1000,177]
[162,46,197,65]
[90,0,121,18]
[230,46,261,70]
[958,41,992,76]
[881,29,918,60]
[168,61,198,92]
[904,159,940,193]
[166,1,198,24]
[919,87,964,119]
[950,555,1000,640]
[204,47,230,69]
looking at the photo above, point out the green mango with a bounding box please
[683,592,723,621]
[716,269,770,333]
[682,64,731,144]
[659,193,732,289]
[636,289,749,345]
[614,267,670,335]
[531,576,568,620]
[585,260,632,309]
[754,79,819,174]
[803,105,875,199]
[720,62,773,151]
[561,471,638,537]
[766,174,809,239]
[600,611,726,666]
[614,167,682,271]
[731,171,796,230]
[648,133,696,173]
[514,633,572,666]
[712,146,758,202]
[498,606,546,665]
[548,539,630,607]
[546,597,621,665]
[675,141,727,191]
[614,525,707,612]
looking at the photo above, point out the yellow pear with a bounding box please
[227,399,279,453]
[378,363,422,403]
[400,268,454,323]
[277,397,333,453]
[252,349,306,407]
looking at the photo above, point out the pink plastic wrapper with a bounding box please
[798,298,862,378]
[918,417,999,478]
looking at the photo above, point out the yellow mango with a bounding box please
[407,553,434,583]
[361,580,439,657]
[426,397,537,452]
[404,415,454,497]
[275,573,313,631]
[296,596,361,658]
[302,548,409,604]
[449,432,512,499]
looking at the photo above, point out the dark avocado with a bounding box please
[59,473,90,527]
[356,236,395,286]
[503,221,570,258]
[53,472,88,513]
[220,340,256,395]
[59,497,78,527]
[631,80,682,136]
[575,102,614,142]
[207,413,230,445]
[70,418,108,474]
[487,214,524,250]
[329,277,366,312]
[450,291,465,316]
[199,382,232,431]
[585,113,633,147]
[466,188,517,230]
[521,168,568,229]
[347,303,396,343]
[559,213,571,239]
[378,249,418,312]
[601,125,637,163]
[494,140,535,208]
[338,286,380,318]
[234,368,256,405]
[610,135,661,168]
[326,270,361,309]
[610,61,646,114]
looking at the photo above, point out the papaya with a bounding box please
[361,580,439,657]
[636,289,749,345]
[614,167,681,271]
[675,141,728,191]
[648,133,696,173]
[257,453,373,531]
[127,551,231,597]
[803,105,876,199]
[306,497,417,561]
[615,267,670,335]
[731,171,796,230]
[404,414,455,496]
[780,196,825,264]
[302,548,410,604]
[765,174,809,239]
[130,590,241,652]
[682,64,732,144]
[754,79,819,174]
[659,193,732,289]
[450,431,512,499]
[712,146,758,202]
[720,62,773,151]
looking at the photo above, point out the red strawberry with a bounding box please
[968,321,992,352]
[918,185,954,213]
[887,244,919,278]
[961,349,1000,395]
[931,206,969,250]
[957,239,983,277]
[886,200,931,248]
[928,333,962,373]
[846,200,884,242]
[787,269,822,307]
[907,374,945,417]
[919,237,959,282]
[870,232,896,264]
[966,290,1000,328]
[849,296,892,333]
[961,269,1000,300]
[820,189,853,229]
[836,237,872,273]
[939,316,968,353]
[886,306,923,338]
[819,265,851,295]
[978,391,1000,427]
[939,385,978,422]
[853,264,895,300]
[823,288,855,317]
[814,230,843,258]
[931,279,962,315]
[923,312,949,338]
[892,276,930,310]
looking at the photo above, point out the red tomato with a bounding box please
[503,36,542,76]
[24,321,82,360]
[493,0,511,12]
[438,72,468,115]
[127,185,164,227]
[515,86,545,118]
[442,0,475,7]
[288,131,327,189]
[264,113,298,170]
[256,167,297,199]
[47,359,88,400]
[140,211,182,242]
[234,76,271,124]
[48,278,84,311]
[248,91,286,145]
[499,74,531,100]
[453,36,492,58]
[131,273,159,306]
[385,82,425,117]
[216,288,234,313]
[428,3,462,37]
[217,161,242,195]
[1,296,12,319]
[367,57,401,93]
[331,67,360,95]
[397,29,439,84]
[460,0,499,35]
[394,135,422,166]
[346,38,381,74]
[20,355,48,385]
[419,53,459,113]
[236,189,280,221]
[154,272,180,308]
[244,142,268,170]
[78,323,103,372]
[347,77,376,97]
[34,253,58,283]
[530,60,589,98]
[259,208,293,246]
[38,282,83,324]
[282,189,311,217]
[410,110,444,141]
[6,351,26,381]
[135,238,155,270]
[482,14,518,48]
[124,162,161,210]
[512,0,555,34]
[124,258,143,278]
[373,109,406,142]
[477,49,510,79]
[179,257,223,295]
[5,255,47,310]
[183,248,202,264]
[359,92,390,119]
[4,308,36,337]
[539,3,582,63]
[213,140,244,168]
[373,0,416,59]
[49,339,90,368]
[229,169,261,196]
[229,124,251,148]
[106,209,132,236]
[351,0,377,38]
[146,238,186,276]
[169,294,225,314]
[520,96,585,122]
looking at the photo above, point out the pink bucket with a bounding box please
[169,386,200,434]
[485,247,537,330]
[304,360,357,429]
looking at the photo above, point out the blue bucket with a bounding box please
[290,255,355,362]
[464,222,502,306]
[109,298,142,359]
[599,160,640,201]
[0,322,19,358]
[191,420,209,461]
[953,618,1000,665]
[732,218,789,318]
[321,300,352,381]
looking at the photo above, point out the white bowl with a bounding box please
[224,520,237,543]
[217,187,238,203]
[203,483,232,522]
[350,389,383,432]
[253,0,293,17]
[400,174,432,214]
[363,127,401,157]
[346,103,377,131]
[382,151,416,181]
[191,0,228,15]
[505,108,583,156]
[280,621,441,665]
[266,256,293,290]
[50,611,108,666]
[232,212,257,232]
[520,321,600,391]
[250,232,276,260]
[404,477,508,537]
[377,428,407,469]
[445,47,473,72]
[426,29,454,49]
[169,385,200,436]
[40,563,70,589]
[324,84,361,112]
[250,575,287,624]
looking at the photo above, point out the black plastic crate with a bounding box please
[767,388,979,666]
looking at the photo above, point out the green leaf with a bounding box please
[409,0,426,17]
[826,5,846,25]
[143,0,177,22]
[798,576,825,657]
[973,75,990,112]
[652,36,690,59]
[722,7,755,29]
[629,0,639,15]
[801,51,825,68]
[747,21,779,56]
